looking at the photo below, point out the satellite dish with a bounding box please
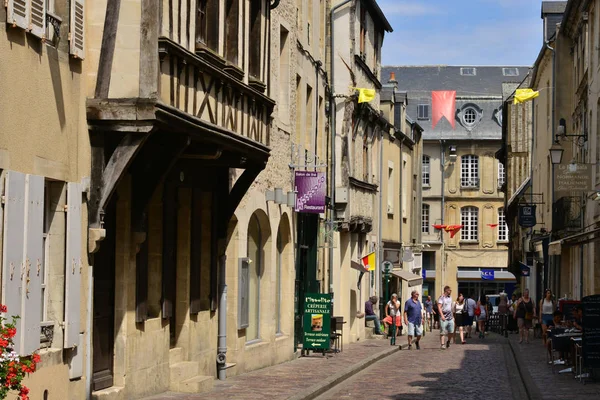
[402,248,414,262]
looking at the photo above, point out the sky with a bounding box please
[379,0,547,66]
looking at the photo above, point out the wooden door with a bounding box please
[92,201,116,391]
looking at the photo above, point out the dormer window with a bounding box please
[460,67,476,76]
[503,68,519,76]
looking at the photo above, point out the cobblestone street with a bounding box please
[315,331,526,400]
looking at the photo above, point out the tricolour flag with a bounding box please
[361,252,376,271]
[513,89,539,104]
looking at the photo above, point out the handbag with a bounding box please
[474,306,481,316]
[525,312,533,320]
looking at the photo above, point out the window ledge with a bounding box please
[461,186,480,190]
[422,184,431,189]
[275,333,288,341]
[245,339,267,348]
[460,240,480,244]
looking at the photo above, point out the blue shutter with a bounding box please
[2,171,26,353]
[21,175,44,355]
[64,183,82,348]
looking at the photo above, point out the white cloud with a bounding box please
[377,0,443,16]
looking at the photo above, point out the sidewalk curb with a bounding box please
[508,338,543,400]
[287,343,404,400]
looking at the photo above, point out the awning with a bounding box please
[424,270,436,279]
[561,227,600,246]
[351,260,369,273]
[548,240,562,255]
[457,270,517,283]
[391,269,423,287]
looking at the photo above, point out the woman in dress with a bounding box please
[539,289,556,345]
[514,288,536,344]
[476,295,488,339]
[452,293,468,344]
[383,293,401,344]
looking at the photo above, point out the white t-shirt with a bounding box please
[387,300,401,316]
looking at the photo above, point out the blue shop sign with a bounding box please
[481,269,495,280]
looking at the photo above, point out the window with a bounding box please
[247,214,262,341]
[279,26,290,124]
[502,68,519,76]
[224,0,240,64]
[460,67,476,76]
[249,0,262,79]
[359,4,366,56]
[461,155,479,188]
[276,229,282,334]
[498,162,505,188]
[498,208,508,242]
[196,0,219,51]
[462,107,477,126]
[461,206,479,241]
[422,204,430,234]
[422,155,430,186]
[387,163,394,213]
[373,30,379,70]
[417,104,430,120]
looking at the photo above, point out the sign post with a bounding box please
[302,293,332,351]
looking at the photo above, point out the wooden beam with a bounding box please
[89,133,147,228]
[139,0,160,98]
[95,0,123,98]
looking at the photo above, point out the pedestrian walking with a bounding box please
[437,286,454,350]
[508,293,518,333]
[476,295,488,339]
[404,290,423,350]
[383,293,401,344]
[465,293,477,338]
[539,289,556,345]
[498,294,508,335]
[452,293,468,344]
[514,288,536,344]
[424,295,434,332]
[364,296,383,335]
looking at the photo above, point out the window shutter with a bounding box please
[64,183,82,349]
[6,0,30,30]
[2,171,26,354]
[238,258,249,329]
[21,175,44,355]
[68,333,84,379]
[69,0,85,59]
[29,0,46,38]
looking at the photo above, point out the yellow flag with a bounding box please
[513,88,539,104]
[357,88,376,103]
[361,252,376,271]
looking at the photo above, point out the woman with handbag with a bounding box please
[475,295,487,339]
[539,289,556,345]
[514,288,536,344]
[452,293,468,344]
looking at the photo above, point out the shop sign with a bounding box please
[518,205,536,228]
[303,293,332,350]
[294,171,326,214]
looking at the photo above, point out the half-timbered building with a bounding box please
[86,0,279,398]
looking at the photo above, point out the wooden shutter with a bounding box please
[64,183,82,349]
[29,0,46,38]
[238,258,249,329]
[68,333,84,379]
[6,0,30,30]
[2,172,26,353]
[69,0,85,59]
[20,175,44,355]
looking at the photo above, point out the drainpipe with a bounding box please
[546,41,556,294]
[399,138,404,251]
[439,140,445,292]
[328,0,353,296]
[85,263,93,400]
[377,129,384,297]
[217,250,227,380]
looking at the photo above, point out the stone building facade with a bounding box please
[1,1,89,399]
[384,66,525,300]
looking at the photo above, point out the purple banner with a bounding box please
[294,171,326,214]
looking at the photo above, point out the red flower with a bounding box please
[19,385,30,400]
[32,353,40,364]
[0,304,7,313]
[0,338,8,348]
[6,327,17,338]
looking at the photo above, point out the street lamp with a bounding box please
[549,141,564,165]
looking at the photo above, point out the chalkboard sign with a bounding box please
[559,300,581,322]
[582,295,600,369]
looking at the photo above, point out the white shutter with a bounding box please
[68,333,84,379]
[64,183,82,348]
[29,0,46,39]
[20,175,44,355]
[69,0,85,59]
[2,171,26,354]
[6,0,30,31]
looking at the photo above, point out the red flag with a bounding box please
[487,224,499,228]
[444,224,463,238]
[432,224,446,230]
[432,91,456,129]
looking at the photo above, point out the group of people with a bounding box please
[365,286,501,351]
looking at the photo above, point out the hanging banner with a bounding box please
[519,261,531,277]
[294,171,327,214]
[518,205,536,228]
[361,252,376,271]
[481,269,495,280]
[302,293,332,350]
[431,91,456,129]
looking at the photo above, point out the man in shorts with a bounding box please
[438,285,454,350]
[404,290,423,350]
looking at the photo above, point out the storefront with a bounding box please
[457,268,517,298]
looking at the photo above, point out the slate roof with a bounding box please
[380,66,530,141]
[541,1,567,16]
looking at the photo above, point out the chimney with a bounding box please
[388,72,398,88]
